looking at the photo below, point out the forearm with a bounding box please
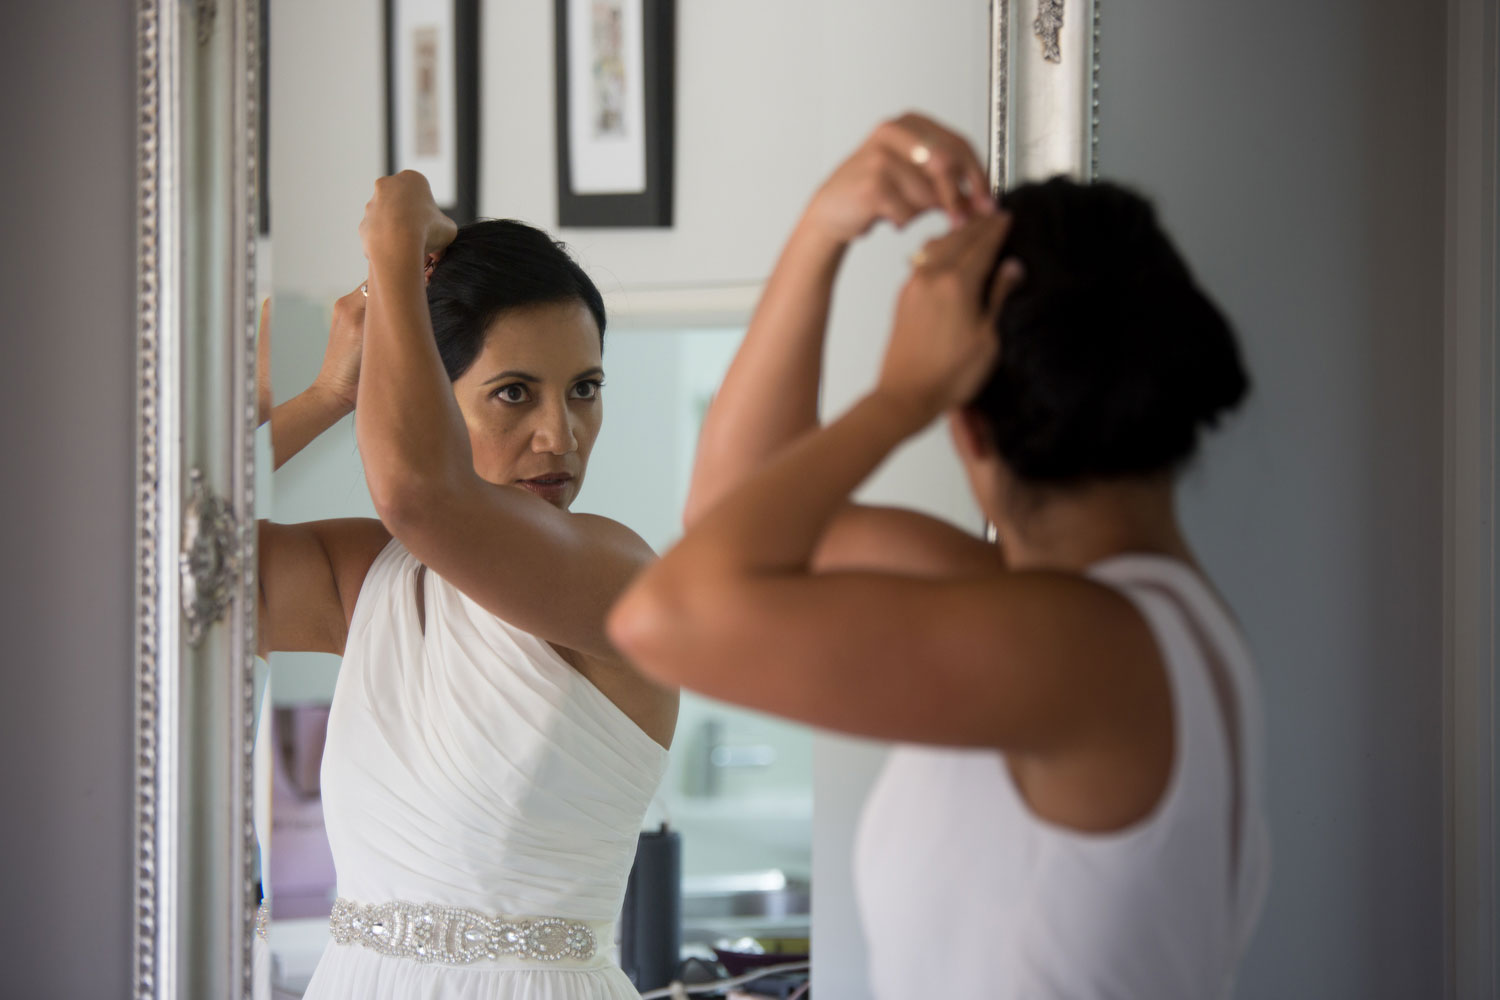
[683,216,847,523]
[672,390,927,579]
[268,383,351,470]
[356,242,475,515]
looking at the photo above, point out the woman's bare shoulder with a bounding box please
[814,503,1003,578]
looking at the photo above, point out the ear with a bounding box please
[948,407,994,463]
[423,252,442,286]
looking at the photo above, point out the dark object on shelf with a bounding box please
[676,955,728,985]
[712,947,811,978]
[620,824,682,991]
[553,0,675,227]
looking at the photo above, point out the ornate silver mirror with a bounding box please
[134,0,261,996]
[130,1,1101,996]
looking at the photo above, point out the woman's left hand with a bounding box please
[256,297,273,425]
[358,170,458,267]
[875,212,1025,424]
[311,283,369,411]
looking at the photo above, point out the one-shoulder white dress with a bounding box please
[855,554,1270,999]
[301,538,669,999]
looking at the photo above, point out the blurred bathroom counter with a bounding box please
[681,869,811,950]
[671,791,812,880]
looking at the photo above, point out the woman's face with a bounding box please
[451,299,604,510]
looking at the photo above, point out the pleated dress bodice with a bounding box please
[303,538,668,999]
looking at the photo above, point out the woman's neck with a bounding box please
[992,476,1195,573]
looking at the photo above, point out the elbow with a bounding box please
[608,572,696,688]
[367,470,447,539]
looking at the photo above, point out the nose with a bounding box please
[530,397,578,456]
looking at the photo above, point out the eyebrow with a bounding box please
[480,366,605,386]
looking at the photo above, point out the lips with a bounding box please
[516,473,574,503]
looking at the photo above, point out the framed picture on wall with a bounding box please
[554,0,675,227]
[385,0,479,225]
[257,0,270,235]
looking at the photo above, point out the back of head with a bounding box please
[425,219,606,381]
[972,178,1248,485]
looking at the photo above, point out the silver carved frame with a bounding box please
[122,2,1103,994]
[981,0,1098,551]
[134,0,261,997]
[989,0,1100,189]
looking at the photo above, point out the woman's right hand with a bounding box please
[311,283,367,412]
[803,112,995,245]
[359,170,458,267]
[876,212,1024,425]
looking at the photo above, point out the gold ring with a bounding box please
[910,144,932,166]
[909,249,929,269]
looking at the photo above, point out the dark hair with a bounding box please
[971,178,1248,484]
[425,219,606,381]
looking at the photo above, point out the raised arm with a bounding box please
[354,173,652,659]
[686,114,992,522]
[684,114,1002,576]
[258,286,366,470]
[607,215,1159,752]
[256,287,390,659]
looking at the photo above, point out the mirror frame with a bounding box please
[989,0,1100,188]
[133,0,261,996]
[124,1,1105,995]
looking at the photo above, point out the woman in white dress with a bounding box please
[258,172,677,999]
[609,115,1268,997]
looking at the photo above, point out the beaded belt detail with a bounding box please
[329,898,599,965]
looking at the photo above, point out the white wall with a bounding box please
[0,1,137,994]
[269,0,973,300]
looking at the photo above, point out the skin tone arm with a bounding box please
[684,113,1004,576]
[354,173,654,661]
[256,288,366,470]
[609,216,1168,787]
[255,288,391,658]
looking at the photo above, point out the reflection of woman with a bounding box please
[610,115,1269,997]
[258,173,677,998]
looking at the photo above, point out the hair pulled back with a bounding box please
[971,178,1248,484]
[424,219,606,382]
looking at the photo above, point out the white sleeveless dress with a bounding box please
[302,538,669,999]
[854,554,1270,999]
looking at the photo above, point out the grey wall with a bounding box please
[0,1,137,996]
[1103,2,1446,995]
[814,3,1449,998]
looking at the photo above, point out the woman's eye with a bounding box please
[573,380,604,400]
[494,384,529,403]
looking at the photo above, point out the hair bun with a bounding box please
[973,179,1249,484]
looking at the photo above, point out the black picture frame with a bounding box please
[554,0,675,228]
[257,0,270,235]
[384,0,480,225]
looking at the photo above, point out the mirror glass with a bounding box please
[256,5,815,994]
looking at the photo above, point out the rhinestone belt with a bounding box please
[329,897,600,966]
